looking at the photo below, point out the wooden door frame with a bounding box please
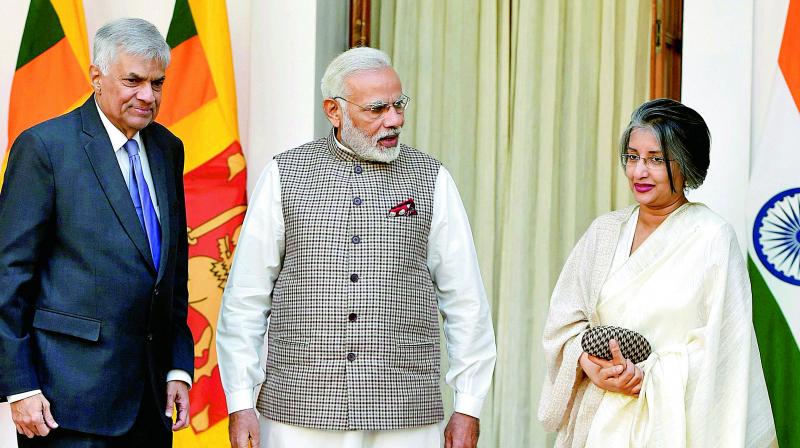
[650,0,684,100]
[349,0,371,47]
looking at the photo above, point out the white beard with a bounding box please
[340,109,401,163]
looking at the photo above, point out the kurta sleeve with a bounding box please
[685,223,777,447]
[216,160,285,414]
[427,167,497,418]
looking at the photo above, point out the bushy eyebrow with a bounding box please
[363,95,405,107]
[364,99,390,107]
[121,73,166,83]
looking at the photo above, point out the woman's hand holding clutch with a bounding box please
[579,339,643,396]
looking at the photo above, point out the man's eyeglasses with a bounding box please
[621,153,673,169]
[333,94,411,119]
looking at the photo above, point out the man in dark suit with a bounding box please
[0,18,193,447]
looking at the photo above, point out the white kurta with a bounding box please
[216,146,496,446]
[260,419,444,447]
[539,203,777,448]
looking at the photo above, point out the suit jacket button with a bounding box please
[153,287,160,296]
[354,165,363,174]
[352,197,362,206]
[347,352,356,362]
[348,313,357,322]
[146,334,154,341]
[350,273,359,283]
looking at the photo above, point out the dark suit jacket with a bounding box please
[0,96,193,436]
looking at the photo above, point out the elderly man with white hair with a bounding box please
[216,47,497,448]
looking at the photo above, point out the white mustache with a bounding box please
[374,128,401,142]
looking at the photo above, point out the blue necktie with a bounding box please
[124,139,161,270]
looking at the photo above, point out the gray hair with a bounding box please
[93,18,170,74]
[320,47,392,98]
[619,98,711,191]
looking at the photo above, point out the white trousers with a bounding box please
[259,418,444,448]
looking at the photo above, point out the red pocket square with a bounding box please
[388,198,417,217]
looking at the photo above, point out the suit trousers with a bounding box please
[17,378,171,448]
[260,418,443,448]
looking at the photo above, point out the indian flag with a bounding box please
[0,0,91,191]
[161,0,248,446]
[748,0,800,446]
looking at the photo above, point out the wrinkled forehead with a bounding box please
[343,68,402,102]
[109,52,166,76]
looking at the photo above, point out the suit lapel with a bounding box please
[79,97,156,274]
[142,129,172,282]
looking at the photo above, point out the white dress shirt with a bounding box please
[96,100,160,220]
[217,142,497,422]
[7,103,191,403]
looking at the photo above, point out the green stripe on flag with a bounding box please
[16,0,65,70]
[749,256,800,447]
[166,0,198,49]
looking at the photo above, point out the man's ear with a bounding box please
[89,65,102,94]
[323,98,342,129]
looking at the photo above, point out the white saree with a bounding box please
[538,203,777,447]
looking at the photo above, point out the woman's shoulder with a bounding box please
[681,202,734,237]
[588,205,638,231]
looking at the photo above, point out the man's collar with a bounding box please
[94,99,143,152]
[333,132,354,155]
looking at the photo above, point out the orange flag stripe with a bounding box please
[7,38,87,146]
[780,0,800,112]
[159,35,218,127]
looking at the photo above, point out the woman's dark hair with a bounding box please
[619,98,711,191]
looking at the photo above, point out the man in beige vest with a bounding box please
[216,47,496,448]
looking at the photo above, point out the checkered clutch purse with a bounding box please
[581,325,652,364]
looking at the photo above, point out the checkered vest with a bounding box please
[256,132,444,430]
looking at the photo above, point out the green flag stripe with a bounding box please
[16,0,66,70]
[166,0,198,49]
[749,256,800,447]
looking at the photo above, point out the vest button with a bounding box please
[350,273,359,283]
[353,197,362,206]
[351,235,361,244]
[348,313,357,322]
[347,352,357,362]
[354,165,363,174]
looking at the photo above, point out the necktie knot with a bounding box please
[124,139,140,157]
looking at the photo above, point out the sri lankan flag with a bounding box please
[162,0,247,445]
[748,0,800,446]
[0,0,91,191]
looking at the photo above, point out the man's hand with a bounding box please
[579,339,643,396]
[10,393,58,438]
[229,408,260,448]
[444,412,479,448]
[165,380,190,431]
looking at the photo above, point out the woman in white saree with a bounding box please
[538,99,777,447]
